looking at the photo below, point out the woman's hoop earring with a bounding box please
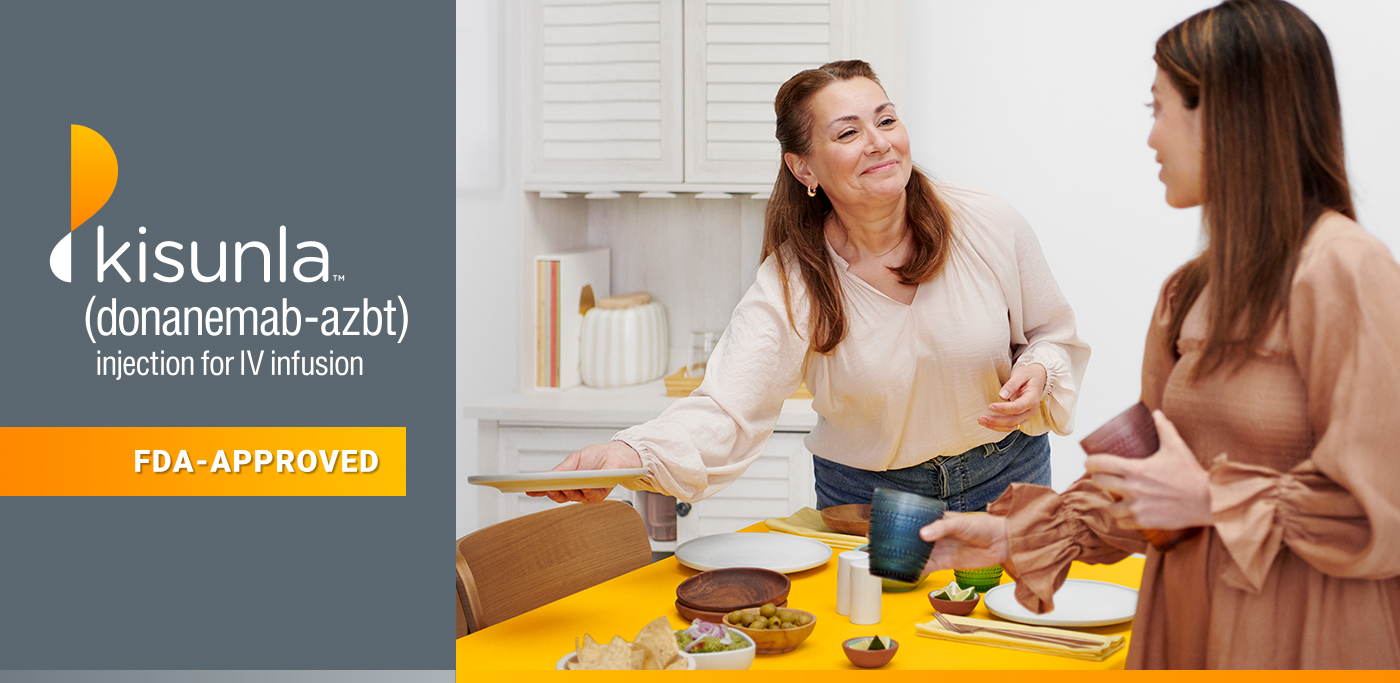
[807,185,817,197]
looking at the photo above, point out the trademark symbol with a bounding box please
[333,274,346,282]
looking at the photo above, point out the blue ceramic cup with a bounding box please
[867,488,946,584]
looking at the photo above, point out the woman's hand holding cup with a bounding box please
[919,511,1012,574]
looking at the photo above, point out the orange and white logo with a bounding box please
[52,124,119,282]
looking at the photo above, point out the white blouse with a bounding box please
[616,182,1090,502]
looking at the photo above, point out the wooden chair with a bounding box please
[455,500,652,635]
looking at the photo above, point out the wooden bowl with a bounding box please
[928,591,980,616]
[675,598,785,624]
[842,637,899,668]
[676,567,791,613]
[722,607,817,655]
[820,504,871,536]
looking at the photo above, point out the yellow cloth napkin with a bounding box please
[764,507,868,549]
[915,614,1126,662]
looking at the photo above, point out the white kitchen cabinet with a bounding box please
[522,0,685,185]
[675,430,816,543]
[459,0,901,540]
[522,0,902,191]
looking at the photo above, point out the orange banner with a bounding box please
[0,427,405,496]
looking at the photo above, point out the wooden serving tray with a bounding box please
[663,367,813,400]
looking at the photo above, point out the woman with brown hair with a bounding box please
[535,60,1089,515]
[921,0,1400,668]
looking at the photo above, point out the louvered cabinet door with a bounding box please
[523,0,685,184]
[683,0,902,186]
[684,0,831,185]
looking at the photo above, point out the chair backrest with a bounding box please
[455,500,652,633]
[455,551,476,637]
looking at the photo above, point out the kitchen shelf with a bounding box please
[525,183,773,198]
[464,376,817,432]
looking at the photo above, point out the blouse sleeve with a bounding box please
[988,480,1146,613]
[1210,226,1400,591]
[983,273,1184,613]
[612,254,808,503]
[991,196,1092,435]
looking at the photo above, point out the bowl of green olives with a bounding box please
[722,604,817,655]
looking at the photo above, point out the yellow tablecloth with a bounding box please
[455,521,1143,671]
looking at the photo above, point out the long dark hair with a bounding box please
[1156,0,1354,377]
[762,60,954,354]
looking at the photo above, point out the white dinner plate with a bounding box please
[467,468,648,493]
[674,533,833,574]
[982,579,1139,627]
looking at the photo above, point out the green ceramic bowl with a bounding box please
[953,566,1004,593]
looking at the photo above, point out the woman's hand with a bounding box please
[919,511,1012,574]
[525,441,644,505]
[979,363,1047,431]
[1084,410,1213,530]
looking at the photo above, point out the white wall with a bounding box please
[457,0,517,538]
[903,0,1400,491]
[457,0,1400,536]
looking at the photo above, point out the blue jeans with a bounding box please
[813,431,1050,512]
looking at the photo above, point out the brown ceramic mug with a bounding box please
[1079,402,1201,552]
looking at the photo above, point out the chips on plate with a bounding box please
[568,617,687,670]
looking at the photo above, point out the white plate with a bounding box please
[466,468,647,493]
[982,579,1138,627]
[674,533,833,574]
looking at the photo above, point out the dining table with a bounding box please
[455,518,1144,671]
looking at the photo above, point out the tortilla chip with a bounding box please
[575,634,603,669]
[593,637,633,670]
[569,618,689,670]
[634,617,680,668]
[631,644,651,670]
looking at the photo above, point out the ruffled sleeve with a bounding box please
[613,252,809,503]
[989,481,1146,613]
[985,271,1182,613]
[1209,221,1400,591]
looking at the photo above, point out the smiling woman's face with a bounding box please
[786,77,911,207]
[1147,67,1204,208]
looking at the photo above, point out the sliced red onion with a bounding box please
[680,619,733,652]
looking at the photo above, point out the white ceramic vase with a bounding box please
[579,301,669,388]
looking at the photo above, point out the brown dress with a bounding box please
[989,214,1400,668]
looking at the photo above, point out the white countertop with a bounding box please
[464,378,818,432]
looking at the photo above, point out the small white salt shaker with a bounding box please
[835,550,869,616]
[848,557,882,625]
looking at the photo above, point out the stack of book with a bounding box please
[535,248,610,389]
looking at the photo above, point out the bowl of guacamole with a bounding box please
[675,619,755,670]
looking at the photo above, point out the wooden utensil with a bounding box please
[675,567,791,613]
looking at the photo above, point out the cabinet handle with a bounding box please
[675,501,692,517]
